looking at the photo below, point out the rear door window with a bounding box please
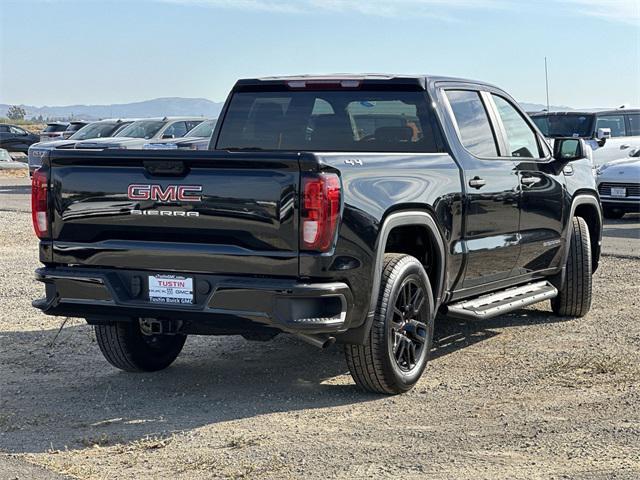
[445,90,499,157]
[626,114,640,136]
[491,95,542,158]
[596,115,626,137]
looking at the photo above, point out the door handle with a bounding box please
[521,176,541,186]
[620,144,630,149]
[468,176,486,189]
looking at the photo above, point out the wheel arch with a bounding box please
[338,209,447,345]
[568,194,602,272]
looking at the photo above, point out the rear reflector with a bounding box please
[301,173,341,252]
[31,169,48,238]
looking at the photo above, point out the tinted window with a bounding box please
[531,116,549,136]
[43,124,68,133]
[66,123,86,133]
[186,119,216,138]
[0,125,10,133]
[115,120,165,139]
[216,90,440,152]
[628,114,640,136]
[492,95,541,158]
[164,122,188,138]
[535,114,594,138]
[185,121,203,132]
[446,90,498,157]
[596,115,626,137]
[9,126,27,135]
[69,122,121,140]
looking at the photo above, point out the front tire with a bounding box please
[551,216,592,317]
[345,254,434,394]
[95,321,186,372]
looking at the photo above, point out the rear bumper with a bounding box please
[33,267,353,335]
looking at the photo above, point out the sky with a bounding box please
[0,0,638,109]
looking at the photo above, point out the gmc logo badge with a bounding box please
[127,184,203,202]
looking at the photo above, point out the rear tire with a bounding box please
[603,207,625,220]
[551,216,592,317]
[94,321,186,372]
[345,254,434,394]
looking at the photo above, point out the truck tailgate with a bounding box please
[47,150,300,276]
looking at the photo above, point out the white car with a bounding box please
[73,117,204,150]
[596,147,640,219]
[531,109,640,168]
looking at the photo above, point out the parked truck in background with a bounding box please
[32,75,602,394]
[530,109,640,167]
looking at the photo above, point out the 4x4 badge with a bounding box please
[344,159,363,166]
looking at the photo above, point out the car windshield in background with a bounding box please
[216,90,440,152]
[115,120,164,139]
[69,123,120,140]
[186,119,216,138]
[533,114,594,138]
[43,124,68,133]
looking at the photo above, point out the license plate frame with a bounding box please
[148,274,194,305]
[611,187,626,197]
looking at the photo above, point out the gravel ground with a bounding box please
[1,175,639,479]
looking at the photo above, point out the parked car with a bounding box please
[62,121,90,139]
[73,117,204,150]
[0,124,40,153]
[530,109,640,167]
[40,122,69,142]
[596,147,640,219]
[0,148,28,170]
[32,74,602,395]
[143,118,217,150]
[28,119,135,175]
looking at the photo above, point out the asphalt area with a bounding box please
[1,172,639,479]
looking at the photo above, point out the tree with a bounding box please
[7,105,26,121]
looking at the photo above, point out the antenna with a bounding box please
[544,57,550,112]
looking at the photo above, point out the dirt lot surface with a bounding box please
[1,176,639,479]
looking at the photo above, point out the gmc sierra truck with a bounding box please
[32,75,602,394]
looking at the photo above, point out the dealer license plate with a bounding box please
[148,274,193,304]
[611,187,626,197]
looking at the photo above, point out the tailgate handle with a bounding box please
[143,160,188,176]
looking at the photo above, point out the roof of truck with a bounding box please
[237,73,501,90]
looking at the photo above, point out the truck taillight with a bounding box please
[31,169,49,238]
[301,173,341,252]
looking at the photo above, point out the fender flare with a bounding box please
[368,210,447,316]
[562,194,602,270]
[338,210,447,345]
[562,193,604,265]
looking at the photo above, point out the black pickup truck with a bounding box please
[32,75,602,394]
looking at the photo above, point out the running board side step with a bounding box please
[446,281,558,320]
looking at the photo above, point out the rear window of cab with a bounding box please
[216,89,442,153]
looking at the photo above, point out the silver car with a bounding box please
[73,117,204,150]
[596,148,640,219]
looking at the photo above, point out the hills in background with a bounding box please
[0,97,605,122]
[0,98,225,121]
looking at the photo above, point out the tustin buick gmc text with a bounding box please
[32,75,602,394]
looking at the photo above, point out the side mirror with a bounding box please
[162,134,175,139]
[596,127,612,141]
[553,137,586,162]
